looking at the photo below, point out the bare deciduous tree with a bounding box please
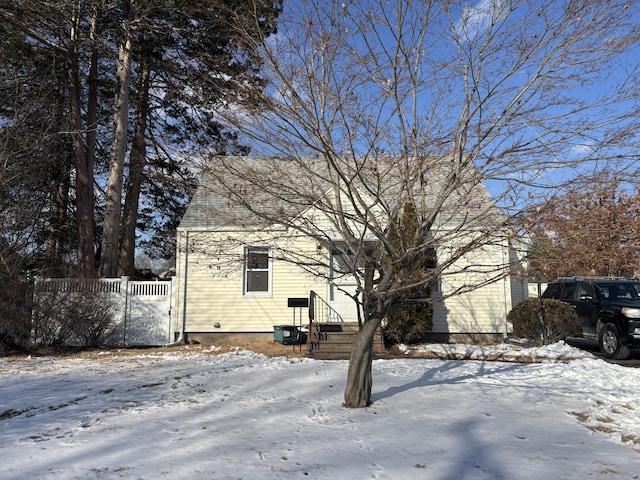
[213,0,640,407]
[529,171,640,279]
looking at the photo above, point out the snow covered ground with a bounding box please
[2,341,640,480]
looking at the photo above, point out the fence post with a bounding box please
[121,276,129,346]
[169,277,176,341]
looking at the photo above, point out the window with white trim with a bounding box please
[243,246,271,295]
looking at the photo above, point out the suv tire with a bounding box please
[598,323,631,360]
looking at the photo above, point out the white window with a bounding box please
[243,247,271,295]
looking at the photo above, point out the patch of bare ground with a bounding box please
[200,341,309,358]
[1,342,311,362]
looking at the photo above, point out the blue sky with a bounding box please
[235,0,640,213]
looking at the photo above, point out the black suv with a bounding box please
[542,277,640,359]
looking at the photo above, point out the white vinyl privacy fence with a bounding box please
[33,277,176,347]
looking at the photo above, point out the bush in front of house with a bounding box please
[508,298,580,346]
[31,288,119,349]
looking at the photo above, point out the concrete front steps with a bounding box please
[308,322,386,360]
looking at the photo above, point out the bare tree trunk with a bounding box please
[119,59,150,277]
[344,253,388,408]
[100,0,133,277]
[45,59,71,276]
[344,315,382,408]
[85,6,99,188]
[45,150,70,275]
[67,23,95,278]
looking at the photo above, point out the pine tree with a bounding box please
[383,201,434,345]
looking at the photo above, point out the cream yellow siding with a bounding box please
[174,230,518,337]
[432,240,511,336]
[174,230,327,334]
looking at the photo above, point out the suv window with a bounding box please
[577,283,595,300]
[560,283,577,301]
[542,283,563,299]
[597,282,640,300]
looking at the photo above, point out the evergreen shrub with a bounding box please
[382,200,435,345]
[384,295,433,345]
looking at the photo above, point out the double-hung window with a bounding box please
[244,246,271,295]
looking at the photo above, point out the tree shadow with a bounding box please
[371,360,523,403]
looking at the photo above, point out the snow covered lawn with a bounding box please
[2,342,640,479]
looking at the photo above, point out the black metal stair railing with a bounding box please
[309,291,344,351]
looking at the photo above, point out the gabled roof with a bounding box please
[178,156,504,234]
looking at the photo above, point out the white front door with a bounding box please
[328,250,360,323]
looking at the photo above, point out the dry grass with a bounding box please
[1,341,312,361]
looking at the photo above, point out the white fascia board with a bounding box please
[177,225,288,233]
